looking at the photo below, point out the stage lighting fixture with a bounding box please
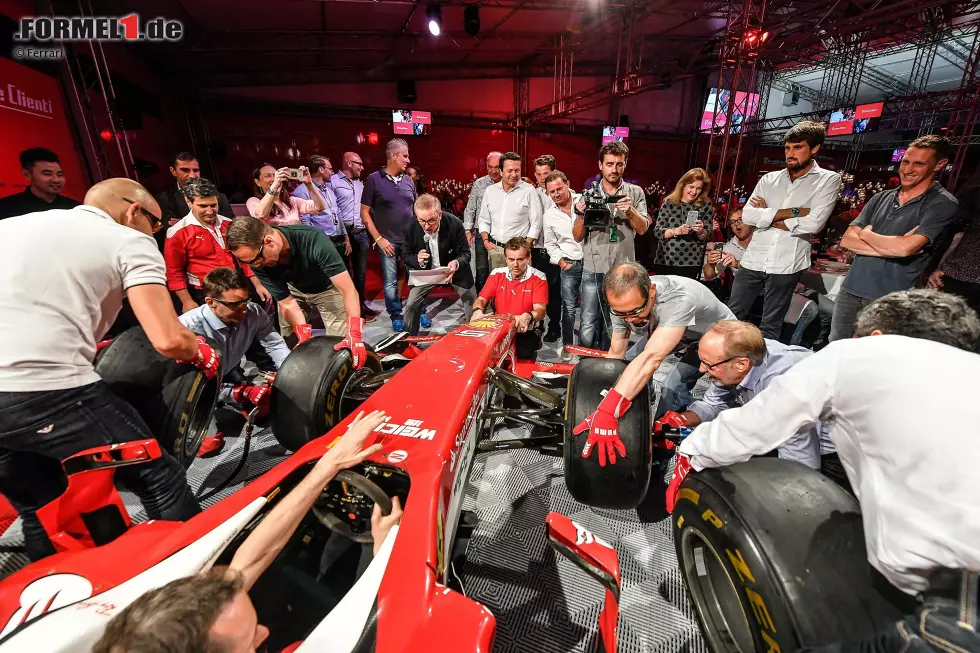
[99,129,113,142]
[427,5,442,36]
[464,5,480,37]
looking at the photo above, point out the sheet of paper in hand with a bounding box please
[408,266,454,287]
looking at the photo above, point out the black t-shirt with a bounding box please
[253,225,348,300]
[0,188,80,219]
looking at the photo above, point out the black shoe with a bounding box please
[544,329,561,343]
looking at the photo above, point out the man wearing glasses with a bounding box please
[655,320,836,482]
[179,267,291,456]
[332,152,377,319]
[0,177,219,561]
[572,263,734,467]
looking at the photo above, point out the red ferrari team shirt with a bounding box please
[479,265,548,315]
[164,212,253,291]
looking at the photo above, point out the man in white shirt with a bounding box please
[0,178,221,561]
[572,263,735,467]
[477,151,543,272]
[667,290,980,651]
[729,121,841,339]
[532,154,562,343]
[543,170,584,359]
[463,151,502,292]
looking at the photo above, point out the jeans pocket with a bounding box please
[918,607,979,653]
[0,392,88,439]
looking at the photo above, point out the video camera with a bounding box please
[576,181,626,229]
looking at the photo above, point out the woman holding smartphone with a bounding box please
[653,168,714,278]
[247,163,325,226]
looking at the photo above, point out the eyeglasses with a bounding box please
[121,196,162,230]
[698,355,742,371]
[352,160,364,167]
[241,244,265,265]
[610,294,650,318]
[211,297,249,310]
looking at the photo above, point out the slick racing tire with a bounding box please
[673,458,907,652]
[95,326,220,468]
[271,337,383,452]
[563,357,652,510]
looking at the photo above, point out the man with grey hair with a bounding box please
[361,138,420,331]
[401,194,475,334]
[572,263,734,467]
[854,288,979,351]
[464,151,503,291]
[164,177,270,313]
[666,289,980,653]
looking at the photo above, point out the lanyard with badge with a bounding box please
[315,180,338,228]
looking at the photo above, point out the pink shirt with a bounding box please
[246,196,316,226]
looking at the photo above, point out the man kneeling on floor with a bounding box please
[471,237,548,360]
[179,267,292,456]
[666,289,980,653]
[94,410,403,653]
[573,263,736,467]
[656,320,841,487]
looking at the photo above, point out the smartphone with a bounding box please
[686,210,700,226]
[286,168,304,181]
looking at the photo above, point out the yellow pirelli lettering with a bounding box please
[676,515,685,528]
[677,488,700,506]
[178,412,189,435]
[761,629,782,653]
[186,374,203,402]
[727,547,756,584]
[745,587,777,633]
[266,486,281,502]
[701,508,723,529]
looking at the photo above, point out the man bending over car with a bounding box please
[94,410,403,653]
[0,178,219,561]
[666,289,980,652]
[573,263,734,467]
[179,267,292,456]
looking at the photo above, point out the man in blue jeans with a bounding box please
[542,170,583,361]
[360,138,428,332]
[0,178,219,561]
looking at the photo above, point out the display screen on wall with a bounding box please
[828,102,884,136]
[392,109,431,136]
[602,126,629,144]
[0,57,87,202]
[891,148,906,163]
[700,88,761,132]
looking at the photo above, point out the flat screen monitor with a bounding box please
[829,102,883,136]
[891,148,906,162]
[700,88,761,132]
[602,126,629,144]
[392,109,431,136]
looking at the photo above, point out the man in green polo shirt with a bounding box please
[227,216,367,368]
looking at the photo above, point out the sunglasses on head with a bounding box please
[121,196,162,230]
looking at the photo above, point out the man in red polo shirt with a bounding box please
[165,178,271,313]
[472,237,548,359]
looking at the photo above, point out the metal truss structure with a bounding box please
[946,29,980,190]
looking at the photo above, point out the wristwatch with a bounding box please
[792,207,800,219]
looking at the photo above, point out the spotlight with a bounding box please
[427,4,442,36]
[99,129,113,142]
[464,5,480,37]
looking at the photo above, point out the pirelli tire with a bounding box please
[563,357,653,510]
[270,336,383,452]
[94,326,221,468]
[672,458,906,653]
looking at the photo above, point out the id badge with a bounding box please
[609,225,619,242]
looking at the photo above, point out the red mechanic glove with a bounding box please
[96,338,113,353]
[232,384,271,418]
[334,317,366,370]
[653,411,688,451]
[294,323,313,346]
[572,388,630,467]
[658,411,688,428]
[665,454,693,514]
[180,336,221,380]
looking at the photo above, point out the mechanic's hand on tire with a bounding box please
[334,316,366,369]
[232,384,271,418]
[665,454,692,514]
[371,496,403,555]
[572,388,631,467]
[182,336,221,379]
[294,323,313,346]
[320,409,386,472]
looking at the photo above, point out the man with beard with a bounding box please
[729,122,841,339]
[572,141,650,350]
[655,320,840,485]
[0,147,79,219]
[832,135,959,341]
[464,152,502,291]
[154,152,233,250]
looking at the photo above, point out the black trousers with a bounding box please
[0,381,200,561]
[727,266,804,340]
[532,249,562,335]
[474,235,490,293]
[943,275,980,315]
[348,230,371,305]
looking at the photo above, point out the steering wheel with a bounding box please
[312,469,393,543]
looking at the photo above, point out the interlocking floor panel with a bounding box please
[0,295,707,653]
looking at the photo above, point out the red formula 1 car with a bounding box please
[0,316,642,652]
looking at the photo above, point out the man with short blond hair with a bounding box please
[401,194,475,335]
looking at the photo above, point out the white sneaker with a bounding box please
[560,348,575,363]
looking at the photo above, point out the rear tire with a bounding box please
[270,337,383,452]
[563,357,652,510]
[95,326,220,468]
[672,458,908,652]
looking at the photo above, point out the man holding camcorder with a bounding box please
[572,141,650,350]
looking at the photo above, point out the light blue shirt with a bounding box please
[331,172,364,229]
[179,302,291,401]
[687,339,833,468]
[293,181,346,238]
